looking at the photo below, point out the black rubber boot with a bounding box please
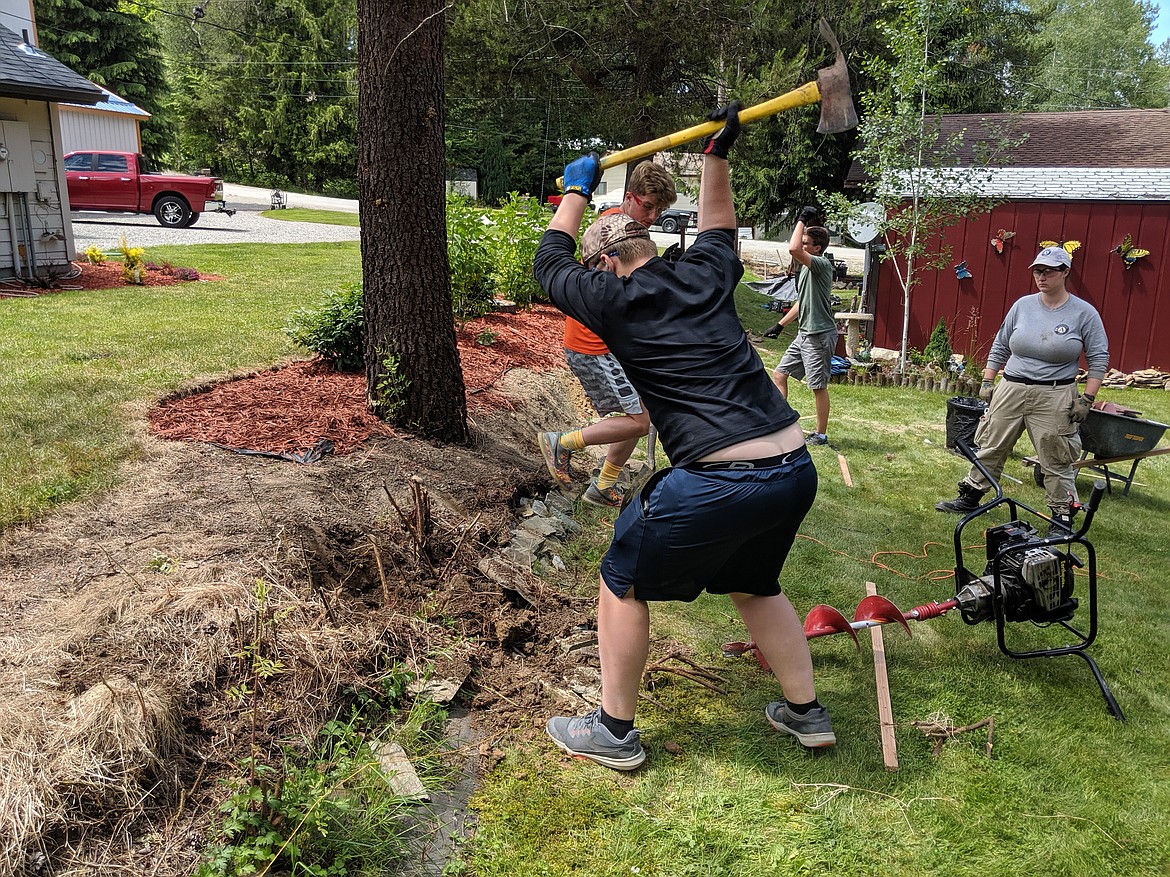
[1047,510,1075,537]
[935,482,987,513]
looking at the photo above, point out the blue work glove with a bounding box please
[1069,392,1095,423]
[563,152,602,201]
[702,100,744,159]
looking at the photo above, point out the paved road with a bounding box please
[70,183,865,273]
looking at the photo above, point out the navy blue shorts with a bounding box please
[600,447,817,601]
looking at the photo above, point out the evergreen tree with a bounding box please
[357,0,469,441]
[155,0,357,191]
[1024,0,1170,108]
[33,0,172,157]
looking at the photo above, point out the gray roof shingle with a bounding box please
[934,110,1170,168]
[846,110,1170,198]
[0,23,103,104]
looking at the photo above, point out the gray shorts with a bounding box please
[775,330,836,390]
[565,349,643,416]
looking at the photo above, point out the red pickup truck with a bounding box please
[64,151,233,228]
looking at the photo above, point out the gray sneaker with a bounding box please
[538,431,574,488]
[582,481,623,508]
[546,708,646,770]
[806,433,829,446]
[765,701,836,748]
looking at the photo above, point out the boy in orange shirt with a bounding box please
[538,161,678,506]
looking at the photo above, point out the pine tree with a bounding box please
[33,0,172,157]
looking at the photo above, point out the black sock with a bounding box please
[785,698,821,716]
[600,708,635,739]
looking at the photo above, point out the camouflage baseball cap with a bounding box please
[581,213,652,265]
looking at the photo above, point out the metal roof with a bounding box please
[62,84,151,117]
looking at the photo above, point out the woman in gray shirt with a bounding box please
[936,246,1109,533]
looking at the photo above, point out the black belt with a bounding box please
[1003,374,1075,387]
[690,446,810,471]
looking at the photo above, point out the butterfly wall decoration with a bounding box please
[990,229,1016,253]
[954,261,973,280]
[1112,234,1150,270]
[1039,239,1082,256]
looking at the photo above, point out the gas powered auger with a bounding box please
[724,439,1125,721]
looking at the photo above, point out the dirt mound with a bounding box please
[0,327,594,874]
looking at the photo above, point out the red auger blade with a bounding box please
[854,595,913,637]
[721,640,772,671]
[803,604,860,648]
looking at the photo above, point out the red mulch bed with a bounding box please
[149,304,567,457]
[0,261,224,295]
[76,261,226,289]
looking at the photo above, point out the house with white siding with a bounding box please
[0,3,103,280]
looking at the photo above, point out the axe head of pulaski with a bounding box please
[815,18,858,134]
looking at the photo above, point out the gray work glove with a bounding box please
[979,380,995,404]
[1070,392,1095,423]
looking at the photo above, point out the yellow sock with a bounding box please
[560,430,586,451]
[596,460,623,490]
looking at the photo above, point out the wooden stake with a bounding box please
[866,581,899,771]
[838,453,853,487]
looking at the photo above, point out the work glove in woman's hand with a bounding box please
[1069,393,1095,423]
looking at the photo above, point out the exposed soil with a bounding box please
[0,303,601,875]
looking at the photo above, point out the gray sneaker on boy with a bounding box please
[765,701,836,748]
[546,707,646,770]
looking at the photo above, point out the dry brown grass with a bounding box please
[0,368,583,876]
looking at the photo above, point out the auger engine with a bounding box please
[955,520,1077,625]
[728,440,1126,720]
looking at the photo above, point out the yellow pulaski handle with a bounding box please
[556,81,821,191]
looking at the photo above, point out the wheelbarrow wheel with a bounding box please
[1033,464,1045,487]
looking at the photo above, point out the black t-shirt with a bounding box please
[534,227,800,466]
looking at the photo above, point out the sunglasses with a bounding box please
[629,193,665,216]
[1032,266,1065,276]
[586,250,620,270]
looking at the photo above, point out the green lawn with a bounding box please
[469,287,1170,877]
[0,242,360,526]
[260,207,360,226]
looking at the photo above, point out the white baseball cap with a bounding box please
[1029,246,1072,269]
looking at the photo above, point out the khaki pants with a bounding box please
[963,380,1082,514]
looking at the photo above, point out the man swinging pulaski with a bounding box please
[532,102,834,770]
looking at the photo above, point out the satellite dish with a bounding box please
[847,202,885,245]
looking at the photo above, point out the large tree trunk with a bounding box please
[357,0,470,443]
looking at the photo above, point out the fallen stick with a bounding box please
[912,715,995,758]
[838,453,853,487]
[866,581,898,771]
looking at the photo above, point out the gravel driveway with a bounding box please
[70,200,361,252]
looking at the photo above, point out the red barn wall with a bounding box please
[871,201,1170,373]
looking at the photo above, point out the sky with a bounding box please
[1155,4,1170,45]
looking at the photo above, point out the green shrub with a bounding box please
[446,195,496,320]
[285,195,552,368]
[486,193,548,308]
[923,317,953,366]
[284,282,365,371]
